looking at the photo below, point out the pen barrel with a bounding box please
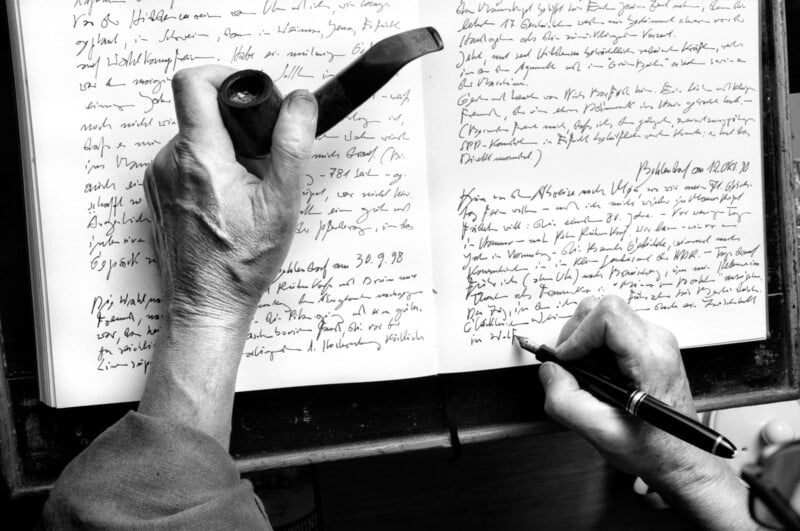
[636,395,733,457]
[568,366,630,406]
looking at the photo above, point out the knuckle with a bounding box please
[599,294,626,312]
[542,394,563,421]
[649,320,679,350]
[656,327,681,364]
[149,144,172,177]
[576,295,599,315]
[597,294,627,323]
[150,136,203,188]
[172,136,199,169]
[143,169,163,225]
[662,328,680,352]
[542,395,556,418]
[143,168,155,194]
[172,135,192,157]
[171,67,197,93]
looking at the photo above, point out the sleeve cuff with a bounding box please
[41,410,270,530]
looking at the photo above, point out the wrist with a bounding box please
[645,447,727,498]
[152,315,249,386]
[166,289,258,334]
[645,449,755,530]
[138,313,250,447]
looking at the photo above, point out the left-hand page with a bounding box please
[12,0,438,408]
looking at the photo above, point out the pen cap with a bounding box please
[218,69,283,158]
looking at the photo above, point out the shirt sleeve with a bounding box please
[39,410,271,530]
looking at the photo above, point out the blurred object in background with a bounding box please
[704,401,800,475]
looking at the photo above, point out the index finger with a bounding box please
[556,296,599,346]
[555,295,648,362]
[171,65,237,152]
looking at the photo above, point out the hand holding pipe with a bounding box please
[218,27,444,158]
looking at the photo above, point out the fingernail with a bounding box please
[539,362,556,386]
[286,91,317,120]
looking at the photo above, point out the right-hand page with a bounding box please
[423,0,767,373]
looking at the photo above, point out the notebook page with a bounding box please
[423,0,767,372]
[16,0,437,407]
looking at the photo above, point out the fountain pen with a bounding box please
[515,335,737,458]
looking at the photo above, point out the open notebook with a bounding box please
[7,0,767,407]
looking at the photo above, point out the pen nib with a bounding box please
[513,335,539,351]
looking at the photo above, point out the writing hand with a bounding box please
[139,65,317,446]
[539,295,755,530]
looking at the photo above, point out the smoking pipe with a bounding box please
[218,27,444,158]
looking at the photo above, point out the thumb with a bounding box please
[269,90,318,181]
[539,362,615,439]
